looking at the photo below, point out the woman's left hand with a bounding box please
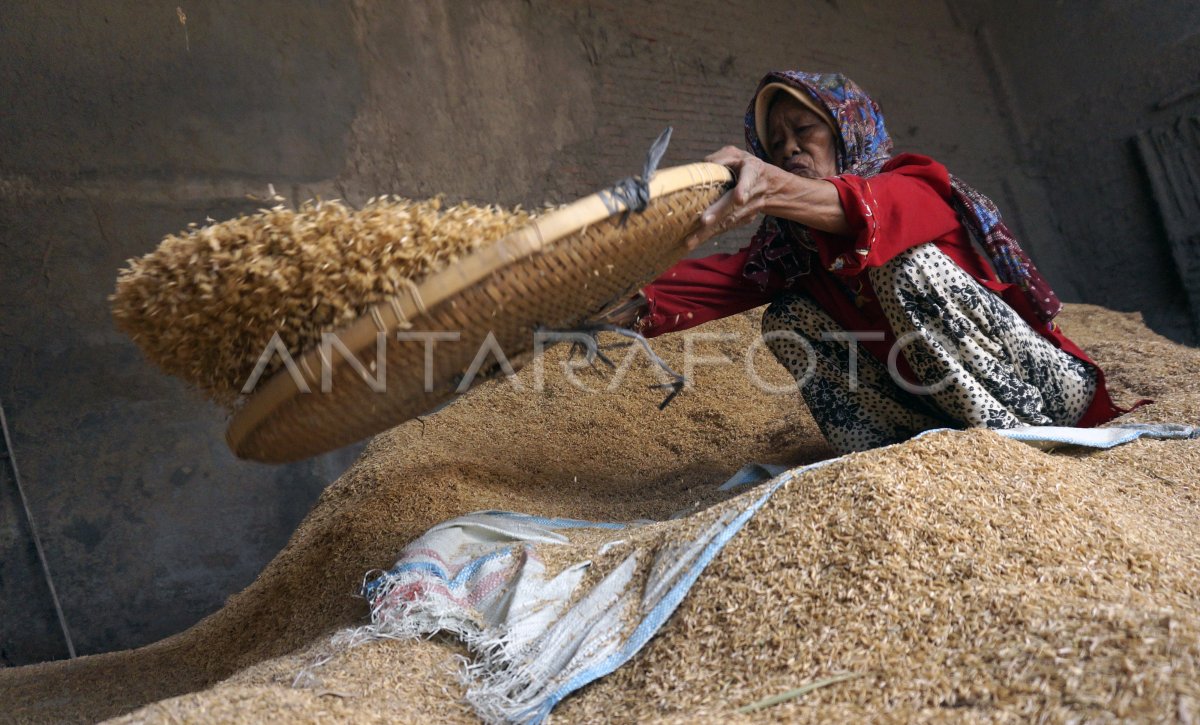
[684,146,782,250]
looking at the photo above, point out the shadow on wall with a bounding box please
[957,0,1200,344]
[0,1,367,665]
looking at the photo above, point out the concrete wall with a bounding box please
[1,0,1190,665]
[956,0,1200,342]
[0,1,369,665]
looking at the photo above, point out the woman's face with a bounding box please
[765,95,838,179]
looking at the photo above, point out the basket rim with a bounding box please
[225,161,734,456]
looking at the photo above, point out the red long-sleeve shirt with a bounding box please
[640,153,1126,427]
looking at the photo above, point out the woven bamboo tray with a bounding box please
[226,162,734,462]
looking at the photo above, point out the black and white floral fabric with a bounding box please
[762,244,1096,454]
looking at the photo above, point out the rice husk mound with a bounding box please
[110,197,535,405]
[3,304,1198,723]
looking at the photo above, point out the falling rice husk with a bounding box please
[2,304,1197,723]
[110,196,536,406]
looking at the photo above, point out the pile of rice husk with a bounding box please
[110,197,535,405]
[3,304,1198,723]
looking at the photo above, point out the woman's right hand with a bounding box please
[684,145,850,250]
[684,146,780,250]
[594,291,648,328]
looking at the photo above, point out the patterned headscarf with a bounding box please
[741,70,1061,324]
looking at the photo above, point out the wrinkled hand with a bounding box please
[592,291,648,328]
[684,146,781,250]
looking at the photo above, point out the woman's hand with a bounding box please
[683,146,852,250]
[592,291,648,328]
[684,147,781,250]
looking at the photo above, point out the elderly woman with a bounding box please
[620,71,1127,454]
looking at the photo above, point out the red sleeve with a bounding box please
[808,153,962,276]
[638,246,777,338]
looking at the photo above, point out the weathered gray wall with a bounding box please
[1,0,1191,665]
[0,1,369,665]
[957,0,1200,342]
